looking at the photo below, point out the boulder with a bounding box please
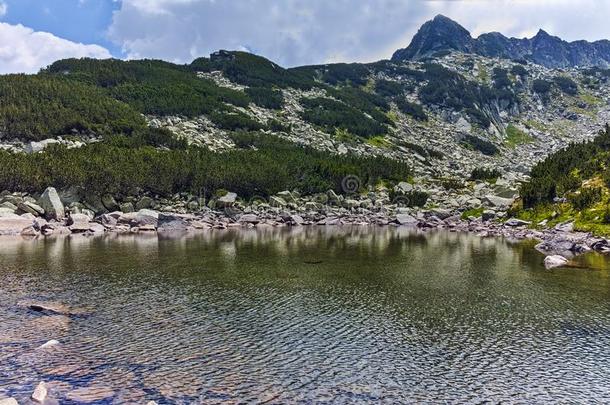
[481,209,496,221]
[290,214,305,225]
[101,195,120,212]
[119,202,134,213]
[554,221,574,232]
[0,398,18,405]
[484,195,514,209]
[544,255,568,269]
[505,218,531,227]
[17,201,44,216]
[135,196,154,210]
[0,214,33,235]
[156,213,189,232]
[0,207,16,216]
[395,213,419,226]
[216,192,237,208]
[37,339,60,350]
[394,182,414,194]
[129,209,159,227]
[32,381,47,403]
[68,213,91,233]
[238,214,260,225]
[0,201,17,211]
[39,187,65,221]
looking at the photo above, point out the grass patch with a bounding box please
[524,119,548,132]
[461,207,484,219]
[505,124,534,148]
[579,92,604,106]
[366,136,392,148]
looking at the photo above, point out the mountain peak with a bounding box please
[392,16,610,68]
[391,15,472,61]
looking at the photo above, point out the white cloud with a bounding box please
[0,23,111,74]
[108,0,610,67]
[109,0,433,67]
[0,2,7,17]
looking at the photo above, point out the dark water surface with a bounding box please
[1,227,610,403]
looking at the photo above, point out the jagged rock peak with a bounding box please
[392,15,610,68]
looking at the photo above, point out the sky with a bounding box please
[0,0,609,74]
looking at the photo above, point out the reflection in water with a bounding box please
[1,228,610,403]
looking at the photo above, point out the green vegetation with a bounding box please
[195,51,314,89]
[245,87,284,109]
[505,124,534,147]
[510,65,528,78]
[395,99,428,121]
[532,79,552,94]
[568,187,602,210]
[0,74,145,141]
[45,58,251,118]
[553,76,578,95]
[470,167,501,181]
[460,134,500,156]
[461,207,485,219]
[299,97,388,138]
[520,125,610,208]
[0,133,410,199]
[366,136,392,148]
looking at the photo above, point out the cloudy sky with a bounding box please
[0,0,608,73]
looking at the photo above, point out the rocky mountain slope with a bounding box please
[393,15,610,68]
[0,16,610,229]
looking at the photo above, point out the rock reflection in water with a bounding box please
[0,227,610,403]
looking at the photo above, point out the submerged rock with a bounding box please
[0,398,19,405]
[31,381,47,403]
[544,255,568,269]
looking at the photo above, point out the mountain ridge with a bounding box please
[392,14,610,68]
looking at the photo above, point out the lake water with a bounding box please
[1,227,610,403]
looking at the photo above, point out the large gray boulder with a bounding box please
[544,255,568,269]
[0,214,34,235]
[395,213,419,226]
[216,192,237,208]
[131,209,159,227]
[39,187,65,221]
[484,195,514,209]
[157,213,189,232]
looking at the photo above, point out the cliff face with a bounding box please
[392,15,610,68]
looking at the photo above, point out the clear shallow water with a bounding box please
[1,227,610,404]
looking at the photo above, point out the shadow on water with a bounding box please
[1,227,610,403]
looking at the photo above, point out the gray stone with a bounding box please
[101,194,120,211]
[0,214,33,235]
[18,201,44,216]
[157,213,189,232]
[120,202,134,213]
[395,213,419,226]
[135,196,154,210]
[217,192,237,208]
[481,209,496,221]
[505,218,531,227]
[554,222,574,232]
[484,195,514,209]
[544,255,568,269]
[238,214,260,224]
[39,187,65,221]
[394,182,414,194]
[32,381,47,403]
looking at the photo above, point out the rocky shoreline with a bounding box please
[1,187,608,269]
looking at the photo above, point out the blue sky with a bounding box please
[1,0,120,54]
[0,0,609,73]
